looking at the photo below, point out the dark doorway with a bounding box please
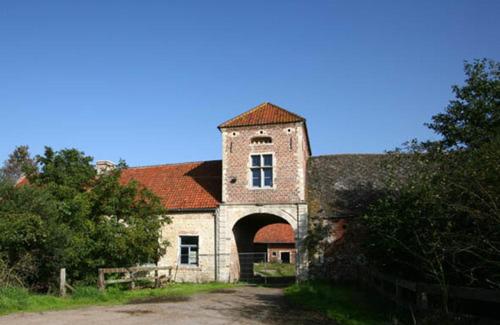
[280,252,291,264]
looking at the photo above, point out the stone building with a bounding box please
[116,103,310,282]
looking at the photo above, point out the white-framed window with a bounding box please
[250,154,273,188]
[179,236,198,266]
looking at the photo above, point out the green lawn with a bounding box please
[254,262,295,277]
[0,282,234,316]
[285,282,407,325]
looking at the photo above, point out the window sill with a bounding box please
[177,265,201,271]
[249,187,275,190]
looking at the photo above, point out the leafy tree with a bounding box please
[0,147,169,290]
[0,145,35,184]
[363,59,500,312]
[426,59,499,150]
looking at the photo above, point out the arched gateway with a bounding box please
[119,103,311,283]
[217,205,308,282]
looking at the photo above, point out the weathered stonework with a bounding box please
[151,104,312,283]
[216,203,308,282]
[158,211,216,282]
[306,154,390,281]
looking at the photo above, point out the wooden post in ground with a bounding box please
[98,269,105,291]
[127,271,135,290]
[155,268,160,288]
[60,268,67,297]
[416,284,428,310]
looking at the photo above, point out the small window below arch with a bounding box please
[251,136,272,145]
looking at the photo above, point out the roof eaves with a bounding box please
[166,207,218,213]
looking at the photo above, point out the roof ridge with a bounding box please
[266,102,306,121]
[127,159,221,169]
[218,102,305,129]
[217,102,268,128]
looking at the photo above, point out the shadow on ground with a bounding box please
[127,295,191,304]
[206,288,336,325]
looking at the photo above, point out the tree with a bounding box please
[426,59,499,150]
[363,59,500,312]
[0,147,170,290]
[0,145,35,184]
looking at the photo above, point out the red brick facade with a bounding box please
[221,122,309,204]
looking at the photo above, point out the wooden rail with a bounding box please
[358,267,500,311]
[98,266,173,291]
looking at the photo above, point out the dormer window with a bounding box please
[251,154,273,188]
[251,136,272,145]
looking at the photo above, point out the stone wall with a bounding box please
[306,154,390,282]
[158,211,216,283]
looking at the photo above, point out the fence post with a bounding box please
[60,268,66,297]
[395,279,401,301]
[98,269,105,291]
[416,283,428,310]
[127,271,135,290]
[155,268,160,288]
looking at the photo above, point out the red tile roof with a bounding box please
[120,160,222,211]
[15,176,29,187]
[218,102,305,129]
[253,223,295,244]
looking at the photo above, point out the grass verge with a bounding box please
[0,282,234,316]
[284,282,407,325]
[254,262,295,277]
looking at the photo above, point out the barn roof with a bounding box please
[120,160,222,211]
[253,223,295,244]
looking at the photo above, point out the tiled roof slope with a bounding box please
[218,102,305,128]
[253,223,295,244]
[120,160,222,211]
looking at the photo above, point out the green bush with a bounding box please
[0,148,170,290]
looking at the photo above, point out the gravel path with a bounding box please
[0,286,336,325]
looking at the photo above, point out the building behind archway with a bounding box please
[117,103,310,282]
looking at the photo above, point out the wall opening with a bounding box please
[231,213,296,282]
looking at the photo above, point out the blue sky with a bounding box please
[1,1,498,166]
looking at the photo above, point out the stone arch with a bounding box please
[227,206,298,232]
[229,211,297,281]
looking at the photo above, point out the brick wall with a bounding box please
[267,244,296,263]
[221,122,309,204]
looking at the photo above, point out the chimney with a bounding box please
[95,160,115,175]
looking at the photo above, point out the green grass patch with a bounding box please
[0,282,235,316]
[284,282,407,325]
[254,263,295,277]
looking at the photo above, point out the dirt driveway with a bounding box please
[0,286,336,325]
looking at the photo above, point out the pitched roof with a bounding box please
[218,102,305,129]
[120,160,222,211]
[253,223,295,244]
[15,176,29,187]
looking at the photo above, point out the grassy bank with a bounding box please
[254,262,295,277]
[285,282,406,325]
[0,282,234,316]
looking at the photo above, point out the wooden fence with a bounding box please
[98,266,173,291]
[358,267,500,311]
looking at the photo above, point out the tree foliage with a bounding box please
[0,147,169,290]
[426,59,499,150]
[0,145,35,184]
[364,59,500,297]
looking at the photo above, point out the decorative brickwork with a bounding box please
[221,122,309,204]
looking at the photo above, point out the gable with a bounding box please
[218,102,305,129]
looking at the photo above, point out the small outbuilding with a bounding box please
[253,223,296,264]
